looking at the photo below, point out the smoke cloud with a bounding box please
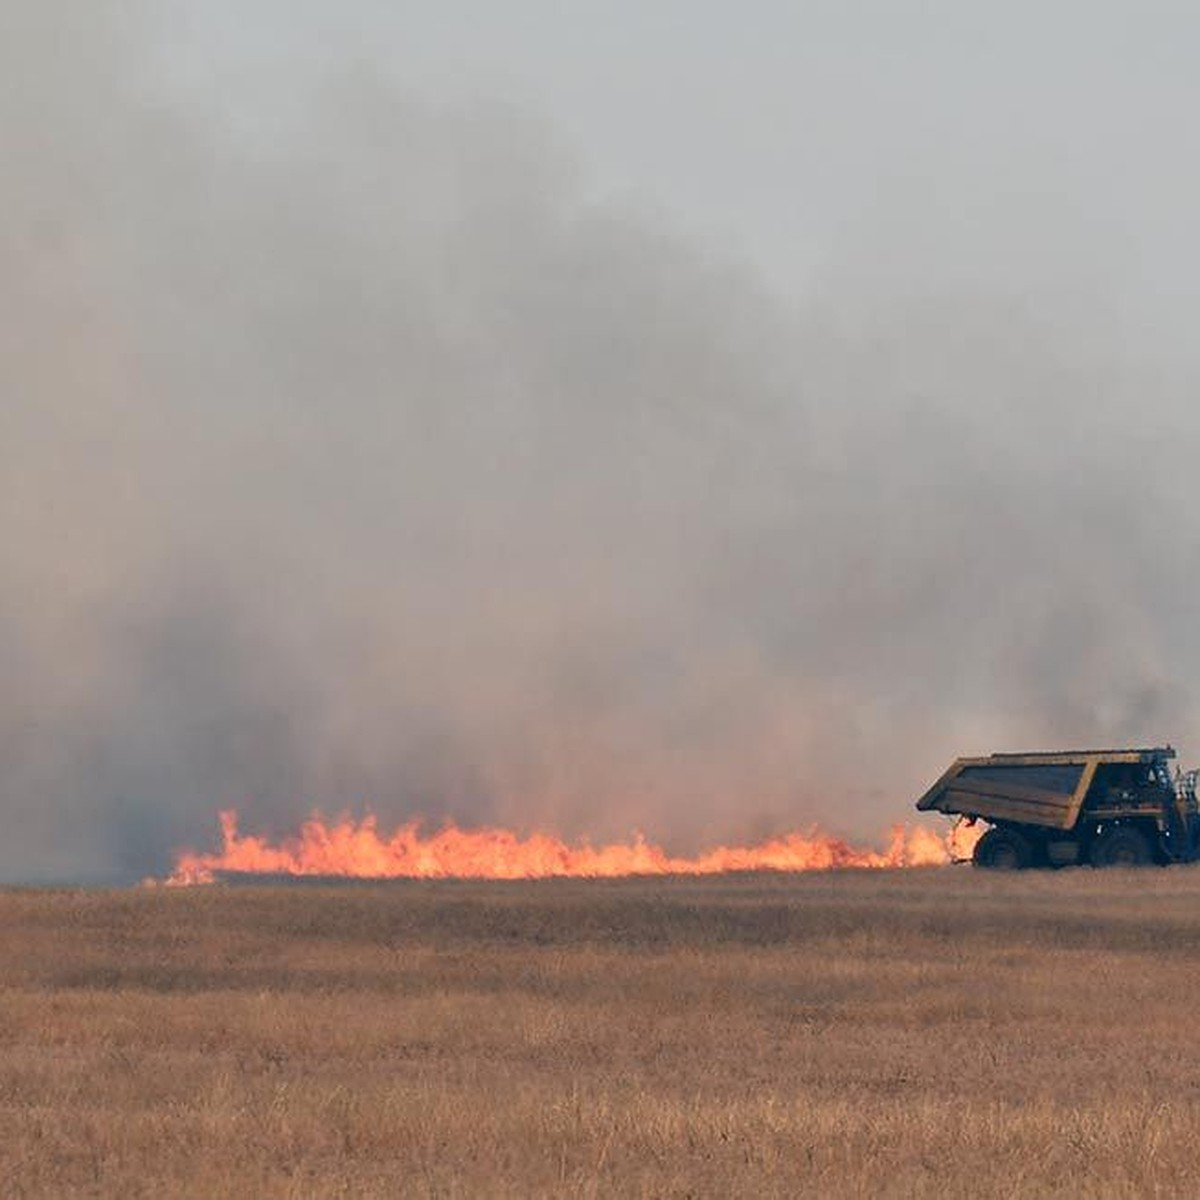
[3,6,1196,880]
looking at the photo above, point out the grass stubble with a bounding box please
[2,867,1200,1197]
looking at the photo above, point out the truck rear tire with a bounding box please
[972,828,1033,870]
[1090,827,1153,868]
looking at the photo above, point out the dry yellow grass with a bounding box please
[4,867,1200,1197]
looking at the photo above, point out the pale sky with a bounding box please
[157,1,1200,344]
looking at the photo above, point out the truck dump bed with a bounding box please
[915,748,1174,831]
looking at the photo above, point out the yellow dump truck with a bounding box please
[916,746,1200,868]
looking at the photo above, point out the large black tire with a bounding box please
[972,827,1034,870]
[1090,826,1153,868]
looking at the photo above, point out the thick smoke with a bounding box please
[2,8,1196,880]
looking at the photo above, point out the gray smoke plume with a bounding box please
[2,6,1196,881]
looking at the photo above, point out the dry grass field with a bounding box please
[4,867,1200,1197]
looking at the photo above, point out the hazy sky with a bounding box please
[161,3,1200,326]
[4,4,1200,881]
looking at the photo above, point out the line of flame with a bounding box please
[165,810,972,885]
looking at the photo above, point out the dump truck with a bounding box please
[915,746,1200,868]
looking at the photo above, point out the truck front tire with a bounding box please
[1090,827,1153,868]
[972,828,1033,870]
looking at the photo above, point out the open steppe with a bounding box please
[4,866,1200,1197]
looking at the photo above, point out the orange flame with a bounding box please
[166,810,959,885]
[948,816,984,862]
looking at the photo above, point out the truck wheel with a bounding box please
[1090,827,1152,868]
[972,828,1033,870]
